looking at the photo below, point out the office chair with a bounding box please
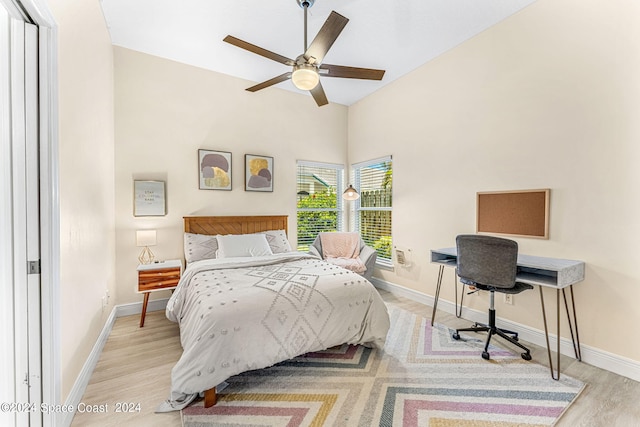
[452,234,533,361]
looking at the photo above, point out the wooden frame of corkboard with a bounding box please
[476,189,550,239]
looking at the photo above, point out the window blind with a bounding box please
[296,161,344,251]
[352,156,392,264]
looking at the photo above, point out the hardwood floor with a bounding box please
[70,310,183,427]
[70,289,640,427]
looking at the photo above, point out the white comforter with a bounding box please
[161,252,390,410]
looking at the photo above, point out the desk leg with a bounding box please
[539,286,582,380]
[455,269,464,319]
[539,286,560,380]
[562,285,582,361]
[140,292,150,328]
[431,265,445,326]
[431,266,464,326]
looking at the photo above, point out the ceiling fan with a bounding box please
[223,0,385,107]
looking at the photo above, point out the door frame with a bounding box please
[0,0,59,425]
[32,11,60,427]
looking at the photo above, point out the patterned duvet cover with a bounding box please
[159,252,390,410]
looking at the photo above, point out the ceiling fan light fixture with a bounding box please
[292,64,319,90]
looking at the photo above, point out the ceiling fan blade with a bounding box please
[310,81,329,107]
[304,11,349,65]
[319,64,385,80]
[246,73,292,92]
[224,35,295,66]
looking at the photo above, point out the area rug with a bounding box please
[182,306,585,426]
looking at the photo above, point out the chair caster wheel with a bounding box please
[452,333,460,340]
[482,351,490,360]
[521,352,532,361]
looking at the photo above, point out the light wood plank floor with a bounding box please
[71,290,640,427]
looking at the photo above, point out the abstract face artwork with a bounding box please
[199,150,232,190]
[245,154,273,192]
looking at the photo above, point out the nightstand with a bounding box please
[137,259,182,327]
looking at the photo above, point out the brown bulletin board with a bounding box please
[476,189,550,239]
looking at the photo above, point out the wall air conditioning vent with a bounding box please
[394,246,411,267]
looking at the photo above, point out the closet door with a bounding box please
[0,5,42,427]
[0,6,15,426]
[24,20,43,427]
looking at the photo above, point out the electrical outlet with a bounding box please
[503,294,513,305]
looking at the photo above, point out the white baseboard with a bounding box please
[60,298,169,427]
[58,307,117,427]
[370,277,640,383]
[114,297,170,318]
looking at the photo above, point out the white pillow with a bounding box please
[259,229,292,254]
[216,233,273,258]
[184,233,218,264]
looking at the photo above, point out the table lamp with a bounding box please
[136,229,156,264]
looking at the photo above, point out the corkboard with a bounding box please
[476,189,550,239]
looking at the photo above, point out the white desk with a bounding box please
[430,247,585,380]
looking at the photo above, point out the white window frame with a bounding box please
[296,160,344,250]
[351,155,393,267]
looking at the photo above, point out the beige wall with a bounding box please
[49,0,116,401]
[349,0,640,362]
[113,47,348,305]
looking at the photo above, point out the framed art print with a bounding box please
[245,154,273,192]
[134,180,166,216]
[199,149,232,190]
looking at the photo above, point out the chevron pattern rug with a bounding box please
[182,306,584,426]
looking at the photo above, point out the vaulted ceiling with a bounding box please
[100,0,537,106]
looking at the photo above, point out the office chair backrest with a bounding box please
[456,234,518,289]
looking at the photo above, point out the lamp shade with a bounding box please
[342,184,360,201]
[136,230,157,247]
[292,64,319,91]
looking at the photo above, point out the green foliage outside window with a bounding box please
[372,235,392,260]
[296,189,338,251]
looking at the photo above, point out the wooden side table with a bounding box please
[136,259,182,327]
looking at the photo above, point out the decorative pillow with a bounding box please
[216,233,273,258]
[259,229,292,253]
[184,233,219,264]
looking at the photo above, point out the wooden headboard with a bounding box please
[183,215,288,236]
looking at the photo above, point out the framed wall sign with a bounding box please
[134,180,166,216]
[245,154,273,192]
[199,149,232,190]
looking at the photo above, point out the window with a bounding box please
[351,156,392,265]
[296,161,344,251]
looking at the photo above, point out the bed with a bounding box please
[156,215,390,412]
